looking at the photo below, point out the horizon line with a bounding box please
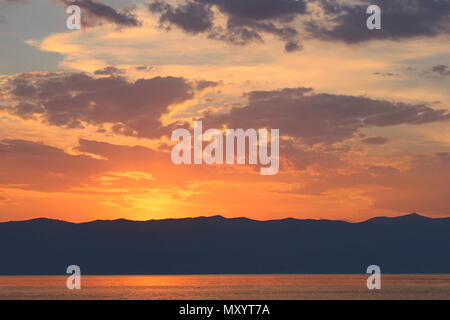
[2,212,449,225]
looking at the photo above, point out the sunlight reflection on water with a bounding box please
[1,274,449,300]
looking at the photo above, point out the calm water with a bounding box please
[0,274,449,300]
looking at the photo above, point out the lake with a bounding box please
[1,274,449,300]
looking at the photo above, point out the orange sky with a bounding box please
[1,0,450,222]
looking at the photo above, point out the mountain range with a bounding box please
[0,213,449,275]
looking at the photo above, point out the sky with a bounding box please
[0,0,449,222]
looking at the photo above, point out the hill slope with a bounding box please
[0,213,449,275]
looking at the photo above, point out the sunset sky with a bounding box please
[1,0,450,222]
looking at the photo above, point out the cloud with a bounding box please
[200,87,450,145]
[148,0,450,51]
[431,64,450,77]
[148,0,305,52]
[135,65,153,72]
[3,0,141,27]
[418,64,450,80]
[308,0,450,43]
[149,0,215,34]
[59,0,141,27]
[5,72,195,137]
[207,0,308,20]
[4,73,450,145]
[362,136,389,145]
[195,79,220,91]
[94,66,126,76]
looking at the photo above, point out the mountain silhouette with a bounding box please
[0,213,449,275]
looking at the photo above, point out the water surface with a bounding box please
[1,274,449,300]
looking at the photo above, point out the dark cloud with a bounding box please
[308,0,450,43]
[149,0,214,34]
[10,0,450,49]
[205,0,307,20]
[362,136,389,145]
[200,87,450,145]
[148,0,305,52]
[5,72,195,138]
[418,64,450,79]
[7,102,45,119]
[195,79,220,91]
[94,66,126,76]
[284,41,302,52]
[431,65,450,77]
[5,73,450,144]
[148,0,450,50]
[59,0,141,27]
[207,22,263,46]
